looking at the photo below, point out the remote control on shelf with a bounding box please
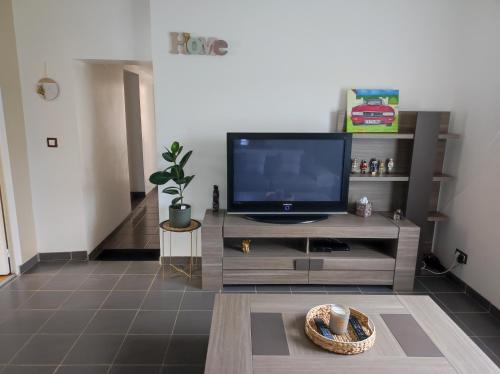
[349,316,368,340]
[314,318,334,339]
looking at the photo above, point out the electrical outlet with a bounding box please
[455,249,468,264]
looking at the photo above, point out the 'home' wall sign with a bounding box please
[170,32,228,56]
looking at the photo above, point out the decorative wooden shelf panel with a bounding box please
[427,211,448,222]
[349,174,409,182]
[351,133,459,140]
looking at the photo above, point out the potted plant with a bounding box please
[149,141,195,228]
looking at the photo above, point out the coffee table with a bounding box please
[205,294,498,373]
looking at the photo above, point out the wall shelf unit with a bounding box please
[337,111,459,271]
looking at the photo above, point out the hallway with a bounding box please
[94,191,160,260]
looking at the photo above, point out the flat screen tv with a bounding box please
[227,133,352,223]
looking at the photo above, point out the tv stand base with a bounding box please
[244,214,328,224]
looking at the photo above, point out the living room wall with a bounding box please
[151,0,499,306]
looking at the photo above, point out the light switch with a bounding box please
[47,137,58,148]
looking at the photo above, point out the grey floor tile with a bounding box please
[101,291,146,309]
[0,291,35,309]
[4,275,53,291]
[481,336,500,359]
[21,291,72,309]
[164,335,208,365]
[417,276,465,292]
[59,261,100,275]
[0,310,54,333]
[114,275,155,291]
[130,311,177,334]
[62,291,109,310]
[56,366,110,374]
[64,334,124,364]
[2,366,57,374]
[25,261,66,274]
[291,285,326,292]
[92,262,130,275]
[126,262,161,275]
[456,313,500,337]
[162,365,204,374]
[434,293,488,313]
[151,274,187,291]
[448,313,475,336]
[114,335,169,364]
[174,311,212,335]
[322,285,360,293]
[12,334,77,364]
[180,292,214,310]
[109,366,161,374]
[85,310,136,334]
[222,285,255,293]
[256,285,291,293]
[41,274,89,291]
[0,335,31,364]
[141,291,183,310]
[78,275,120,290]
[472,337,500,366]
[359,285,394,294]
[40,310,95,334]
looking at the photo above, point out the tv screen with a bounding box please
[227,133,352,215]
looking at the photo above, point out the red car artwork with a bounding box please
[351,98,395,125]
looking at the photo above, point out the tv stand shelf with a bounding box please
[202,210,420,291]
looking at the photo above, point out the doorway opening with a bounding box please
[77,62,159,261]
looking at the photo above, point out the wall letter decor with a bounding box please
[170,32,228,56]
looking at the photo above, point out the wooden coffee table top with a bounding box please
[205,294,499,374]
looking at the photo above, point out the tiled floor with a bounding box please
[0,260,498,374]
[95,191,160,259]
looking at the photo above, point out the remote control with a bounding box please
[349,316,368,340]
[314,318,334,339]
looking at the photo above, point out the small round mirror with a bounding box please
[36,77,59,101]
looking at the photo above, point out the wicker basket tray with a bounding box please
[304,304,376,355]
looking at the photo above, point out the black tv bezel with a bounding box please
[226,132,352,215]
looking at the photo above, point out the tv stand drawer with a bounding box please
[223,257,308,270]
[223,270,308,284]
[309,270,394,285]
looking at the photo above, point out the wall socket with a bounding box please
[455,249,468,264]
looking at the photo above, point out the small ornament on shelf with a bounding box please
[360,160,369,174]
[212,185,219,212]
[387,158,395,173]
[378,159,386,174]
[356,196,372,218]
[241,239,251,254]
[393,209,403,222]
[351,158,361,174]
[369,159,379,176]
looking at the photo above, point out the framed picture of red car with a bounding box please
[346,89,399,133]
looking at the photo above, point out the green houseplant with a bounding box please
[150,141,195,228]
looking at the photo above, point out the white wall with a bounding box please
[11,0,151,253]
[74,62,132,252]
[0,0,38,269]
[436,0,500,308]
[124,70,146,194]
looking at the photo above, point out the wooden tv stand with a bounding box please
[201,210,420,291]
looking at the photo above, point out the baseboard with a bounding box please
[447,272,499,318]
[19,253,39,273]
[39,251,88,262]
[131,191,146,199]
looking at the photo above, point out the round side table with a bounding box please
[160,219,201,278]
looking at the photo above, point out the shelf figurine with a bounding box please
[369,159,379,176]
[360,160,368,174]
[378,160,386,174]
[241,239,251,254]
[351,158,361,174]
[393,209,403,222]
[387,158,395,173]
[212,185,219,212]
[356,196,372,218]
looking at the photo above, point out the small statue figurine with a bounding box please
[241,239,251,254]
[351,158,360,174]
[369,159,379,176]
[360,159,369,174]
[378,159,386,174]
[387,158,395,173]
[393,209,403,222]
[212,185,219,212]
